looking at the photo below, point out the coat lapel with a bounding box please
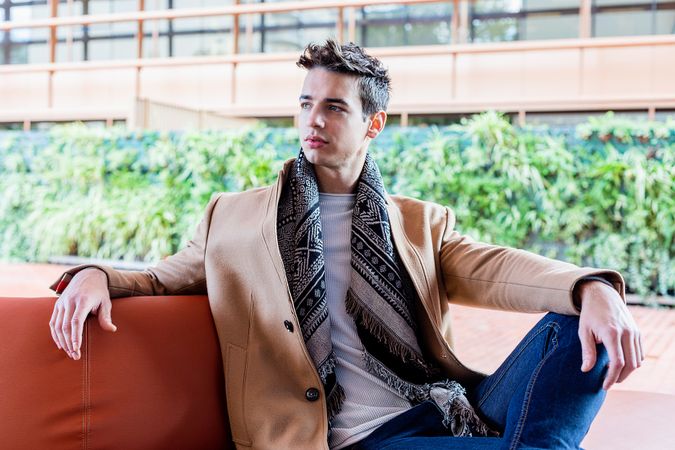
[261,159,294,295]
[386,198,440,325]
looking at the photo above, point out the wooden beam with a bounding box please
[347,7,356,42]
[337,7,344,44]
[48,0,58,63]
[458,0,469,44]
[137,0,145,59]
[579,0,592,39]
[451,0,459,44]
[135,0,145,100]
[47,0,58,108]
[65,0,74,61]
[232,0,240,54]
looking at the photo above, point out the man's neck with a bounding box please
[314,165,360,194]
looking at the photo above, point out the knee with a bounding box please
[540,312,583,351]
[542,313,610,370]
[541,312,580,337]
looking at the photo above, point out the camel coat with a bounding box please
[51,158,624,450]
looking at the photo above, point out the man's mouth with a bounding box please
[305,136,328,148]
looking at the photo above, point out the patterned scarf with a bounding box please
[277,151,491,437]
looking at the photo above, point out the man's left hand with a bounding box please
[577,281,643,390]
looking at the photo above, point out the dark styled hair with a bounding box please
[296,39,391,119]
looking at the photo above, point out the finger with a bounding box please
[61,301,75,357]
[49,302,62,350]
[53,306,70,356]
[96,299,117,333]
[617,331,638,383]
[578,326,597,372]
[602,330,625,390]
[71,305,89,360]
[637,333,645,365]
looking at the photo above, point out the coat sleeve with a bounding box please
[50,194,222,298]
[439,207,625,315]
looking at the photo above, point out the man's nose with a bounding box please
[308,109,325,128]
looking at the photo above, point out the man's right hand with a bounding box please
[49,268,117,360]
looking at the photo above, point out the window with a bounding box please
[360,2,453,47]
[471,0,580,42]
[593,0,675,37]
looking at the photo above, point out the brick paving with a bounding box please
[2,262,673,395]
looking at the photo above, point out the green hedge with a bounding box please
[0,112,673,299]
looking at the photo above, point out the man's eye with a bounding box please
[328,105,343,112]
[300,103,311,110]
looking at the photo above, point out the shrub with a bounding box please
[0,112,672,299]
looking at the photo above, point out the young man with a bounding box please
[49,40,642,449]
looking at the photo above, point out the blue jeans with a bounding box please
[348,313,609,450]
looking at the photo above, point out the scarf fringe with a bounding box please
[363,352,429,402]
[326,383,346,421]
[346,290,435,376]
[365,353,493,438]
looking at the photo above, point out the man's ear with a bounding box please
[366,111,387,139]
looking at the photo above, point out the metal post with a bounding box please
[47,0,58,108]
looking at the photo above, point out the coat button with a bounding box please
[284,320,294,332]
[305,388,320,402]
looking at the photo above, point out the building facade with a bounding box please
[1,0,674,130]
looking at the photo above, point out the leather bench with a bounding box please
[1,295,672,449]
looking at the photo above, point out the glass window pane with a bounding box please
[56,40,84,62]
[143,34,170,58]
[238,14,262,53]
[173,32,230,56]
[655,10,675,34]
[57,25,84,40]
[594,10,653,37]
[360,3,452,47]
[523,0,579,10]
[143,0,171,11]
[88,21,137,39]
[87,37,136,60]
[472,17,518,42]
[26,42,48,63]
[521,12,578,40]
[595,0,653,6]
[58,0,84,17]
[88,0,137,14]
[171,15,233,56]
[173,15,232,32]
[263,8,337,52]
[473,0,523,14]
[264,26,335,53]
[9,5,48,43]
[173,0,234,8]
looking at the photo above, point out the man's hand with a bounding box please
[578,281,643,390]
[49,268,117,360]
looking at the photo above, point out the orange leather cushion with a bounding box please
[0,295,232,450]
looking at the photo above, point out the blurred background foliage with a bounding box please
[0,112,673,299]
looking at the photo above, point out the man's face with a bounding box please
[298,67,373,174]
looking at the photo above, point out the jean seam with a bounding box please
[477,322,556,410]
[508,322,560,450]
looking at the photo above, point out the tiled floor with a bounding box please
[3,262,673,395]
